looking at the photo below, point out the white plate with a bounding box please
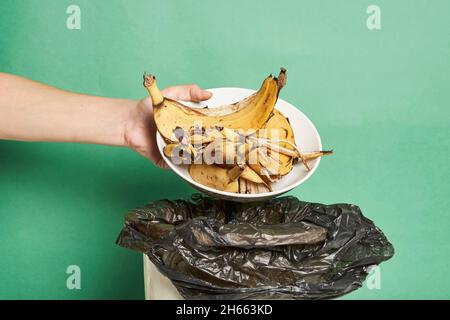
[157,88,322,202]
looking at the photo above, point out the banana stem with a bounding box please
[143,73,164,106]
[303,150,334,161]
[277,68,287,93]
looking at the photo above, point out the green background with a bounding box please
[1,0,449,299]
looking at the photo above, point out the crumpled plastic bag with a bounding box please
[116,195,394,299]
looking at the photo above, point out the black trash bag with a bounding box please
[116,195,394,300]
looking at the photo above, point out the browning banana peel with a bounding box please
[144,72,281,143]
[145,68,333,194]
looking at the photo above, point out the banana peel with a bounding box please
[167,129,333,194]
[196,68,287,118]
[144,68,333,194]
[189,164,239,193]
[238,178,271,194]
[144,70,284,143]
[258,109,296,176]
[241,166,272,191]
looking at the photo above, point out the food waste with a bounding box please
[143,68,332,194]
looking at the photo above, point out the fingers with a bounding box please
[143,150,169,169]
[146,148,169,169]
[156,156,169,169]
[189,85,212,103]
[127,142,169,169]
[151,83,212,168]
[162,84,212,103]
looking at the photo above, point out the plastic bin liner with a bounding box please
[116,195,394,299]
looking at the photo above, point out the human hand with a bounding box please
[124,84,212,168]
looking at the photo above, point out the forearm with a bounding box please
[0,73,134,146]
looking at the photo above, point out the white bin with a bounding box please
[143,255,183,300]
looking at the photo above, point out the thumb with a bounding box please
[188,85,212,103]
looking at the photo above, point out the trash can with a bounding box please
[143,255,182,300]
[117,195,394,300]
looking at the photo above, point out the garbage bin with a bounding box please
[143,254,182,300]
[117,195,394,300]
